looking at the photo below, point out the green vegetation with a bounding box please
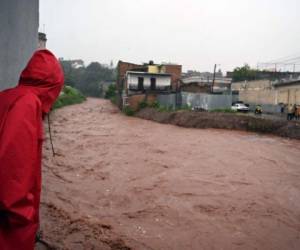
[105,84,117,99]
[138,100,191,112]
[60,60,116,97]
[232,64,257,82]
[123,106,135,116]
[138,100,149,110]
[123,100,192,116]
[157,105,175,112]
[53,85,86,109]
[150,101,160,109]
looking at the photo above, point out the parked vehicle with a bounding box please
[231,103,249,112]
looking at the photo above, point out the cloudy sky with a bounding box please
[40,0,300,72]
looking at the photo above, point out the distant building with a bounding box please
[181,76,232,94]
[59,59,85,69]
[184,70,223,79]
[117,61,182,110]
[38,32,47,49]
[227,70,300,81]
[70,60,85,69]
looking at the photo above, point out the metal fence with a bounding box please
[181,92,232,110]
[157,92,232,111]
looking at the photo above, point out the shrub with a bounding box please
[110,96,117,105]
[149,101,160,109]
[53,85,86,109]
[158,105,174,112]
[138,101,148,110]
[105,84,116,99]
[123,106,135,116]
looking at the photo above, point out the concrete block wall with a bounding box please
[239,89,277,105]
[0,0,39,90]
[277,87,300,105]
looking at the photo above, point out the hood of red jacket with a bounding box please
[18,49,64,114]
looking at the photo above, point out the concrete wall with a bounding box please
[232,79,300,108]
[276,85,300,105]
[239,89,277,105]
[182,92,232,110]
[231,80,272,91]
[0,0,39,90]
[231,80,277,105]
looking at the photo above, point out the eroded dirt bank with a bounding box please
[136,108,300,140]
[40,98,300,250]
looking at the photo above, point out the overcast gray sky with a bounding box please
[40,0,300,72]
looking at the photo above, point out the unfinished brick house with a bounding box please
[116,60,182,110]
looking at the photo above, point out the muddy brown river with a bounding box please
[39,98,300,250]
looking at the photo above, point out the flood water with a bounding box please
[40,98,300,250]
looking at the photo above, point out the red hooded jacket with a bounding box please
[0,49,64,249]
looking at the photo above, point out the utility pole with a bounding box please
[293,64,296,73]
[212,64,217,93]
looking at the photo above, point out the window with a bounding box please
[138,77,144,91]
[150,78,156,90]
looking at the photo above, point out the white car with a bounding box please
[231,103,249,112]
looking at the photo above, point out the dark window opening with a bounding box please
[150,78,156,90]
[138,77,144,90]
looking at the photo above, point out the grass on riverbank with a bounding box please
[53,85,86,109]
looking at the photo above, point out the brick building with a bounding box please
[116,60,182,109]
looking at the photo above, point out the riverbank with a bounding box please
[136,108,300,140]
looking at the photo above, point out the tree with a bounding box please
[60,59,116,97]
[232,64,257,82]
[105,84,116,99]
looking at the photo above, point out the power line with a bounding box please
[266,52,300,63]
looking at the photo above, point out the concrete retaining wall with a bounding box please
[0,0,39,90]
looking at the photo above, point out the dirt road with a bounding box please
[40,98,300,250]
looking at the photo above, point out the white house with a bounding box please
[125,71,172,94]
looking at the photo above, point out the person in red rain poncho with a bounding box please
[0,49,64,250]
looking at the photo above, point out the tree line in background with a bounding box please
[232,64,257,82]
[231,64,296,82]
[60,59,116,97]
